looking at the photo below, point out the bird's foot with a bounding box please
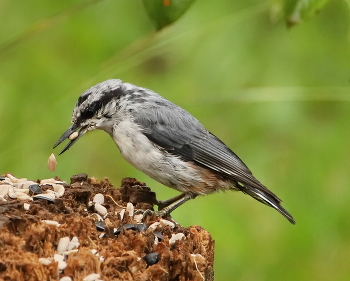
[155,201,172,211]
[134,193,197,220]
[134,208,171,218]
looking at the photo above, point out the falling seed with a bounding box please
[143,252,160,266]
[48,153,57,172]
[68,131,79,140]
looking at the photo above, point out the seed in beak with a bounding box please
[68,131,79,140]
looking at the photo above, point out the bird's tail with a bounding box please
[240,184,296,224]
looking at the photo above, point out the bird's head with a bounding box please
[53,79,126,155]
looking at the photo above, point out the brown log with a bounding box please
[0,174,214,281]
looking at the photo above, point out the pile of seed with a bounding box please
[0,173,214,281]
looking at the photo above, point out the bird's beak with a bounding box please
[53,123,87,155]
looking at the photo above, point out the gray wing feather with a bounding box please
[132,99,280,201]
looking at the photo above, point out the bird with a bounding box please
[53,79,295,224]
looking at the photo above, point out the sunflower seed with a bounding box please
[83,273,100,281]
[126,202,134,216]
[57,237,70,254]
[0,185,9,197]
[29,184,42,195]
[42,220,60,226]
[68,131,79,140]
[33,194,55,203]
[39,258,52,265]
[94,203,107,216]
[59,277,72,281]
[135,223,147,232]
[153,231,163,241]
[93,193,104,204]
[169,233,185,244]
[95,221,105,231]
[160,219,175,228]
[143,252,160,266]
[52,184,65,198]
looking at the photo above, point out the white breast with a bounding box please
[110,119,204,193]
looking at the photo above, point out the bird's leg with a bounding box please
[156,193,188,210]
[156,193,197,216]
[143,193,197,218]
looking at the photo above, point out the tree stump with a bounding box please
[0,173,214,281]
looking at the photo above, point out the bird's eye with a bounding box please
[81,102,99,120]
[81,109,95,119]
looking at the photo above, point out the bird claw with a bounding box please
[134,208,173,220]
[139,209,169,218]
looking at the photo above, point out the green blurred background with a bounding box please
[1,0,350,280]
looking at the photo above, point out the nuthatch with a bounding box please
[54,79,295,224]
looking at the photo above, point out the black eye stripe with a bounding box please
[76,87,126,123]
[81,104,97,119]
[77,94,89,107]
